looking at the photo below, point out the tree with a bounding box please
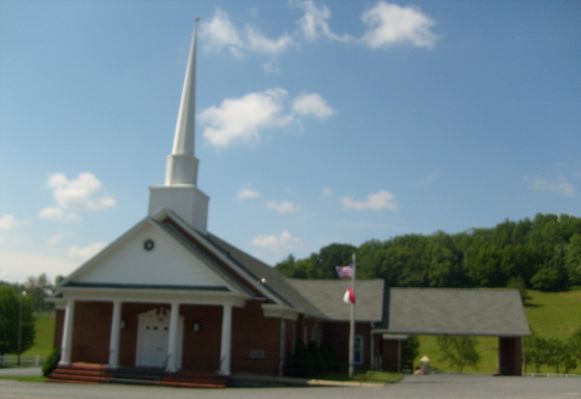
[310,243,356,279]
[565,233,581,286]
[0,286,35,355]
[401,336,419,370]
[427,232,464,287]
[524,334,547,372]
[24,273,54,312]
[530,267,567,292]
[276,254,297,277]
[436,336,480,372]
[567,327,581,364]
[506,276,530,306]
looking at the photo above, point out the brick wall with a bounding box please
[53,309,64,350]
[321,321,372,370]
[231,300,282,374]
[181,304,221,372]
[381,339,401,371]
[53,299,292,375]
[71,301,112,364]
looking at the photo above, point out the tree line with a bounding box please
[276,213,581,291]
[0,274,61,356]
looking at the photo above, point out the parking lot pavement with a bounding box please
[0,374,579,399]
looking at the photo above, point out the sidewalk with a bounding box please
[0,367,41,376]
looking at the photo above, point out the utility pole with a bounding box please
[17,290,26,367]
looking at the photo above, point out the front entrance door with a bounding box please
[136,308,183,369]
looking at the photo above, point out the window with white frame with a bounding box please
[354,335,364,365]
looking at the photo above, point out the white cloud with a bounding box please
[39,172,115,223]
[0,249,77,283]
[361,2,437,48]
[47,231,67,246]
[200,89,334,148]
[296,0,352,42]
[200,88,291,148]
[246,26,294,55]
[0,214,26,231]
[252,230,301,254]
[38,206,78,223]
[202,3,436,74]
[266,200,298,214]
[200,9,244,57]
[201,9,294,58]
[65,242,106,262]
[237,186,261,200]
[292,92,335,119]
[527,176,575,197]
[341,190,399,211]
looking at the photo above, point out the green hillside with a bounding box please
[23,312,55,358]
[416,289,581,374]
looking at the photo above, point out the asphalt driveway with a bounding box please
[0,374,579,399]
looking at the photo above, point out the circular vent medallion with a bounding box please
[143,239,155,251]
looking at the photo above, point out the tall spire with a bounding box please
[165,19,200,186]
[150,19,210,233]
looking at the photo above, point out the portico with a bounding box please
[56,284,245,375]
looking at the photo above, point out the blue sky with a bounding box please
[1,0,580,283]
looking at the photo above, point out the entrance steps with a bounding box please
[49,363,228,388]
[49,363,112,384]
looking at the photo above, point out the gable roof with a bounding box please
[385,288,531,337]
[200,233,324,319]
[156,210,324,318]
[287,279,385,322]
[60,217,251,296]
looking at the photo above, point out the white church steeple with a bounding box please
[166,20,199,186]
[149,20,210,233]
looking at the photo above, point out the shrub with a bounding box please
[506,276,530,305]
[402,336,419,371]
[289,341,315,377]
[42,348,60,377]
[319,344,339,372]
[530,268,567,291]
[307,341,327,373]
[437,336,480,372]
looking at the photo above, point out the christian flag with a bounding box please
[343,286,356,304]
[335,265,353,278]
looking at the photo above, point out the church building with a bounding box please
[50,24,530,387]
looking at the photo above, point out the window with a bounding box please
[354,335,364,365]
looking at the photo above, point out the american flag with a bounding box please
[335,265,353,278]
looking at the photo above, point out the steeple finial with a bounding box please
[165,20,200,185]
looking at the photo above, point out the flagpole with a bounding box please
[348,253,356,378]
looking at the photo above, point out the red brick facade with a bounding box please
[321,322,373,370]
[54,300,388,376]
[54,300,295,374]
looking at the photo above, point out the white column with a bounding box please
[219,304,232,376]
[108,300,122,369]
[59,299,76,365]
[166,302,180,373]
[278,318,286,376]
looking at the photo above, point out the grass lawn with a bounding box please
[23,312,55,358]
[416,289,581,375]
